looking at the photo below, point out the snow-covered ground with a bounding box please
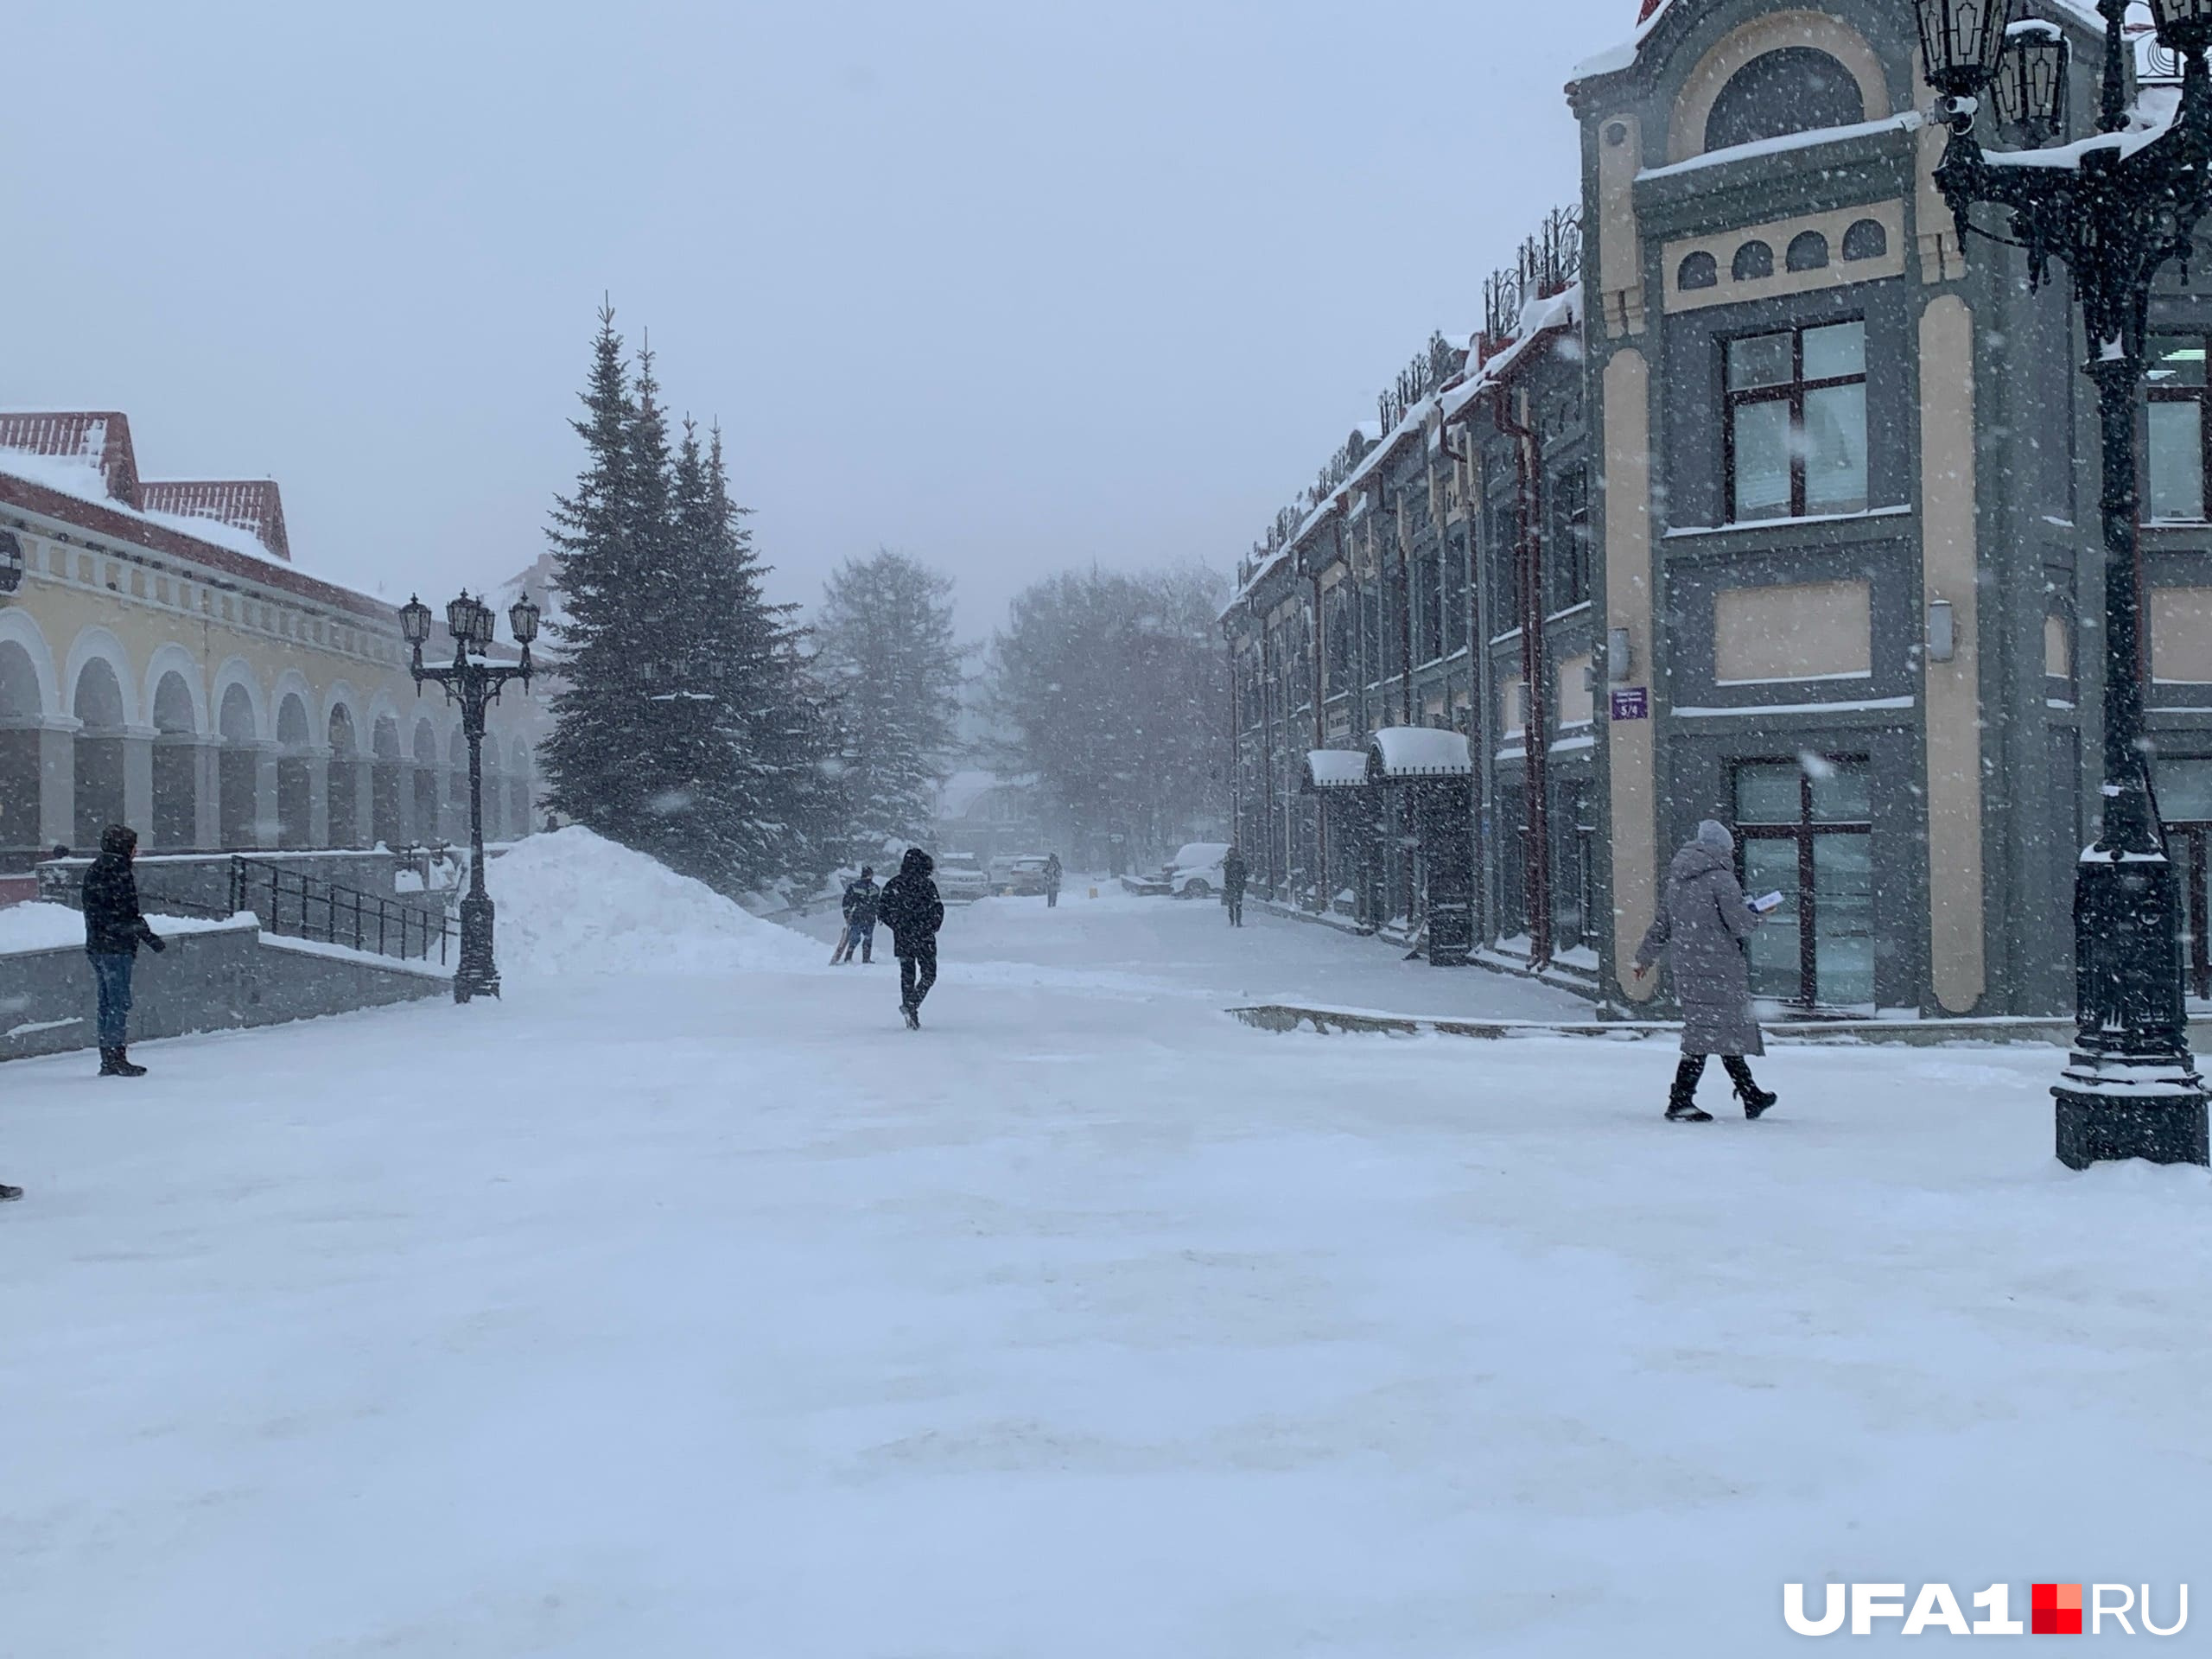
[3,865,2209,1656]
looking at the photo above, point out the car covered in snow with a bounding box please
[990,855,1055,897]
[935,855,992,905]
[1165,842,1232,899]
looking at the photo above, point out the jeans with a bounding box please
[90,951,135,1048]
[899,944,938,1011]
[844,923,874,962]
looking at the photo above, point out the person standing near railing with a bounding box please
[83,824,165,1078]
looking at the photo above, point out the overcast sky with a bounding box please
[4,0,1624,637]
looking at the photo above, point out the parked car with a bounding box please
[935,855,992,904]
[990,855,1054,897]
[1166,842,1232,899]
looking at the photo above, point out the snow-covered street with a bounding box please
[4,881,2209,1656]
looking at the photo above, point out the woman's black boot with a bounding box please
[1725,1057,1777,1120]
[1666,1057,1714,1122]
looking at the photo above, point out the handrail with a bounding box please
[227,856,457,967]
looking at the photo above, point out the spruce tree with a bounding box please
[814,550,966,859]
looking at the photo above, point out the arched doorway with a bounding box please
[0,639,44,862]
[371,715,403,848]
[412,721,442,846]
[73,658,129,849]
[218,683,260,849]
[509,741,532,837]
[276,695,313,849]
[447,729,467,842]
[151,672,200,851]
[480,740,505,843]
[327,707,359,849]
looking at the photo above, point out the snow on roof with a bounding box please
[0,411,139,505]
[138,480,290,562]
[937,769,1036,821]
[1306,750,1370,790]
[1638,112,1923,183]
[0,448,296,570]
[1580,0,2106,86]
[1370,727,1472,779]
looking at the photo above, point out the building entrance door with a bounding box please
[1732,757,1874,1011]
[2157,758,2212,1002]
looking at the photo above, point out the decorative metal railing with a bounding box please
[227,856,455,966]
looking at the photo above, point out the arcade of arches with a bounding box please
[0,610,541,870]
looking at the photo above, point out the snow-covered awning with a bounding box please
[1370,727,1472,780]
[1305,750,1370,791]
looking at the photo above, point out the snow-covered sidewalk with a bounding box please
[3,881,2209,1656]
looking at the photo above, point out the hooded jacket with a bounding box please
[1635,822,1764,1058]
[878,849,944,956]
[82,826,162,957]
[842,874,880,929]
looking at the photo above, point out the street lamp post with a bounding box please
[400,589,539,1004]
[1918,0,2212,1166]
[0,531,23,598]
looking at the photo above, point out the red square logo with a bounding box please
[2033,1583,2084,1636]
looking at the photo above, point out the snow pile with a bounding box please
[490,827,821,978]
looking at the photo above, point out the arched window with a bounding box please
[1732,240,1775,283]
[1787,231,1831,273]
[1841,219,1889,262]
[1705,48,1866,154]
[1678,251,1720,291]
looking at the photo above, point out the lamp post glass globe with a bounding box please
[398,594,433,648]
[1916,0,2018,97]
[446,593,477,648]
[0,530,22,596]
[1994,24,2069,137]
[508,591,541,648]
[468,597,497,651]
[2150,0,2212,56]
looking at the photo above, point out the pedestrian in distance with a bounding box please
[878,848,945,1030]
[831,866,880,965]
[1043,852,1063,909]
[1222,845,1249,928]
[1632,819,1779,1122]
[82,823,166,1078]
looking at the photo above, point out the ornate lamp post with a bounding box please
[400,589,539,1003]
[0,531,23,598]
[1917,0,2212,1166]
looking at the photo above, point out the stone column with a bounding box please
[193,741,222,852]
[35,721,75,852]
[352,758,375,848]
[122,728,156,840]
[253,745,281,850]
[307,747,331,848]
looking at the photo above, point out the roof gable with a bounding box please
[139,479,290,562]
[0,411,140,506]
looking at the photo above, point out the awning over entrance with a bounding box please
[1305,749,1370,791]
[1370,727,1472,780]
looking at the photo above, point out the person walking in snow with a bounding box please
[82,823,166,1078]
[1043,853,1063,909]
[832,866,880,965]
[1632,819,1777,1122]
[878,848,945,1029]
[1222,846,1249,928]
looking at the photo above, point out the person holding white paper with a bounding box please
[1632,820,1780,1123]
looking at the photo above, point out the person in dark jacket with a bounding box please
[82,823,165,1077]
[1222,846,1250,928]
[1634,820,1778,1122]
[1043,853,1063,909]
[877,848,945,1029]
[831,867,880,965]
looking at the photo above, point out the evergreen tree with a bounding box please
[813,550,966,858]
[544,308,845,894]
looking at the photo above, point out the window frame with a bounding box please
[1732,754,1874,1009]
[1723,317,1869,524]
[2146,332,2211,524]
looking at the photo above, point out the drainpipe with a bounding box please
[1495,382,1552,973]
[1310,561,1326,912]
[1438,416,1484,938]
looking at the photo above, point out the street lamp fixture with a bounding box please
[1920,0,2212,1167]
[404,590,537,1004]
[0,531,22,597]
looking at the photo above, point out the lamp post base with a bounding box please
[2054,1076,2209,1170]
[455,890,501,1005]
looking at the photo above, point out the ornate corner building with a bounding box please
[1223,0,2212,1020]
